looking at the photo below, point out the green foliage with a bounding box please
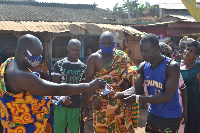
[106,8,111,11]
[113,3,125,14]
[122,0,139,12]
[112,0,156,18]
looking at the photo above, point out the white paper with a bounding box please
[101,83,113,95]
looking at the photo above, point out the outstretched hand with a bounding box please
[90,78,106,90]
[108,91,133,100]
[122,94,136,105]
[107,90,117,99]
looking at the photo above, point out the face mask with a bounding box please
[25,50,42,67]
[100,41,116,54]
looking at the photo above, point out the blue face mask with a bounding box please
[25,50,42,67]
[100,41,116,54]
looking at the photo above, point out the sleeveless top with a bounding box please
[143,57,182,118]
[0,57,51,128]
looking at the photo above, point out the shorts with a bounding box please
[145,113,181,133]
[54,106,81,133]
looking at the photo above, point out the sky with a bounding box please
[36,0,184,10]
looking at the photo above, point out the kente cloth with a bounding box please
[93,50,139,133]
[0,57,53,133]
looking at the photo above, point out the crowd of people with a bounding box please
[0,32,200,133]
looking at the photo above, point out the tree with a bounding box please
[112,1,157,21]
[106,8,111,11]
[113,3,124,14]
[122,0,139,18]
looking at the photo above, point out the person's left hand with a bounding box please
[83,109,89,122]
[122,94,136,105]
[90,78,106,90]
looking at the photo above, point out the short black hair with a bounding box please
[140,33,159,47]
[186,41,200,55]
[179,36,195,46]
[68,39,81,47]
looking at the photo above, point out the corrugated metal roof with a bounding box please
[0,21,27,31]
[133,21,174,27]
[158,3,187,9]
[20,21,71,33]
[0,21,144,38]
[166,15,196,21]
[0,1,133,25]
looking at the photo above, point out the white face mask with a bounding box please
[25,57,41,67]
[25,50,42,67]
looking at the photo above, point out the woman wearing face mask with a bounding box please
[180,41,200,133]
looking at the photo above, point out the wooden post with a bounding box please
[47,36,57,70]
[80,33,87,58]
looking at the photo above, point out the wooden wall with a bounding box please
[127,36,143,67]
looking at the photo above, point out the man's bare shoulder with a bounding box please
[137,61,146,74]
[166,59,180,77]
[5,63,36,93]
[168,60,180,70]
[88,50,101,59]
[6,62,28,78]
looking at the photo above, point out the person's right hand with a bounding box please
[63,97,72,105]
[122,94,136,105]
[92,96,102,111]
[90,78,106,90]
[107,90,117,99]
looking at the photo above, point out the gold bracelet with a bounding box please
[90,94,97,101]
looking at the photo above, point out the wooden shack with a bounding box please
[126,36,143,67]
[0,1,145,70]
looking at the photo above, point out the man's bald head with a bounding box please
[16,34,43,53]
[68,39,81,48]
[100,31,114,42]
[14,34,43,69]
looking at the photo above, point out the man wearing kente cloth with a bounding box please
[0,34,105,133]
[86,31,139,133]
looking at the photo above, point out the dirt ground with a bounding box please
[84,107,148,133]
